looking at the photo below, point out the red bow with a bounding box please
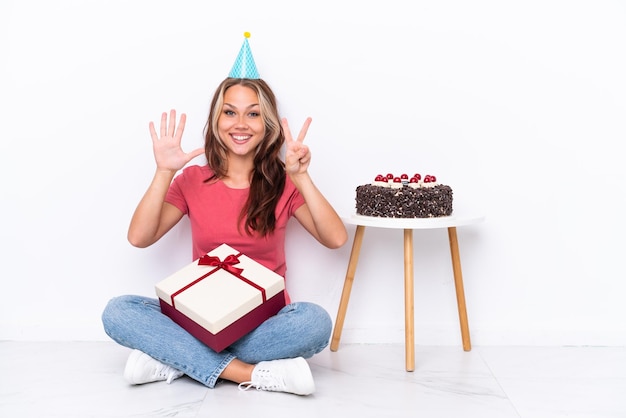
[198,254,244,275]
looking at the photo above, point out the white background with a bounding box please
[1,0,625,346]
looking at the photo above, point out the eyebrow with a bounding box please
[223,102,260,110]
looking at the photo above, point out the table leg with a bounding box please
[447,226,472,351]
[330,225,366,352]
[404,229,415,371]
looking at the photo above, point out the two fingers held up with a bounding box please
[283,117,313,175]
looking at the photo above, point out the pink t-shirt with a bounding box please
[165,165,305,287]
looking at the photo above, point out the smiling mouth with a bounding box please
[232,134,251,142]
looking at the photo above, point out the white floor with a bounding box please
[1,341,625,418]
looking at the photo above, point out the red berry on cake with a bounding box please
[372,174,391,188]
[422,174,438,188]
[409,177,418,183]
[413,173,421,181]
[386,173,394,179]
[389,176,403,189]
[401,173,408,179]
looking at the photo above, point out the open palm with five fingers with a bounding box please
[149,109,204,172]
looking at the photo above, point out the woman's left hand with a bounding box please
[283,117,312,175]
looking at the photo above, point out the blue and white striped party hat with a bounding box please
[228,32,260,79]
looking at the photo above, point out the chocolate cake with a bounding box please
[355,173,453,218]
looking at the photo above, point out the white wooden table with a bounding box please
[330,213,485,371]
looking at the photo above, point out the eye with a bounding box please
[224,110,235,116]
[248,111,260,118]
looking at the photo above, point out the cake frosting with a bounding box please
[355,173,453,218]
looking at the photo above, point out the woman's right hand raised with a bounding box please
[149,109,204,172]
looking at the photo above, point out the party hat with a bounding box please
[228,32,260,79]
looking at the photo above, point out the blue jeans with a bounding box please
[101,295,332,388]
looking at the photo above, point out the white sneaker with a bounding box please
[238,357,315,395]
[123,349,184,385]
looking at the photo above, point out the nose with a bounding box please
[235,114,248,128]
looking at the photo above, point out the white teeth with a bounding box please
[233,135,250,141]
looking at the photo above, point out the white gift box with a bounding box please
[155,243,286,352]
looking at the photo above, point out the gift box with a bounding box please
[155,243,286,352]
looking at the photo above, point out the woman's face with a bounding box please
[217,84,266,158]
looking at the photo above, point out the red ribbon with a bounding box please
[198,253,244,275]
[170,252,267,308]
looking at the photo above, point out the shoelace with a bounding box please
[238,381,257,391]
[238,375,284,392]
[154,363,182,384]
